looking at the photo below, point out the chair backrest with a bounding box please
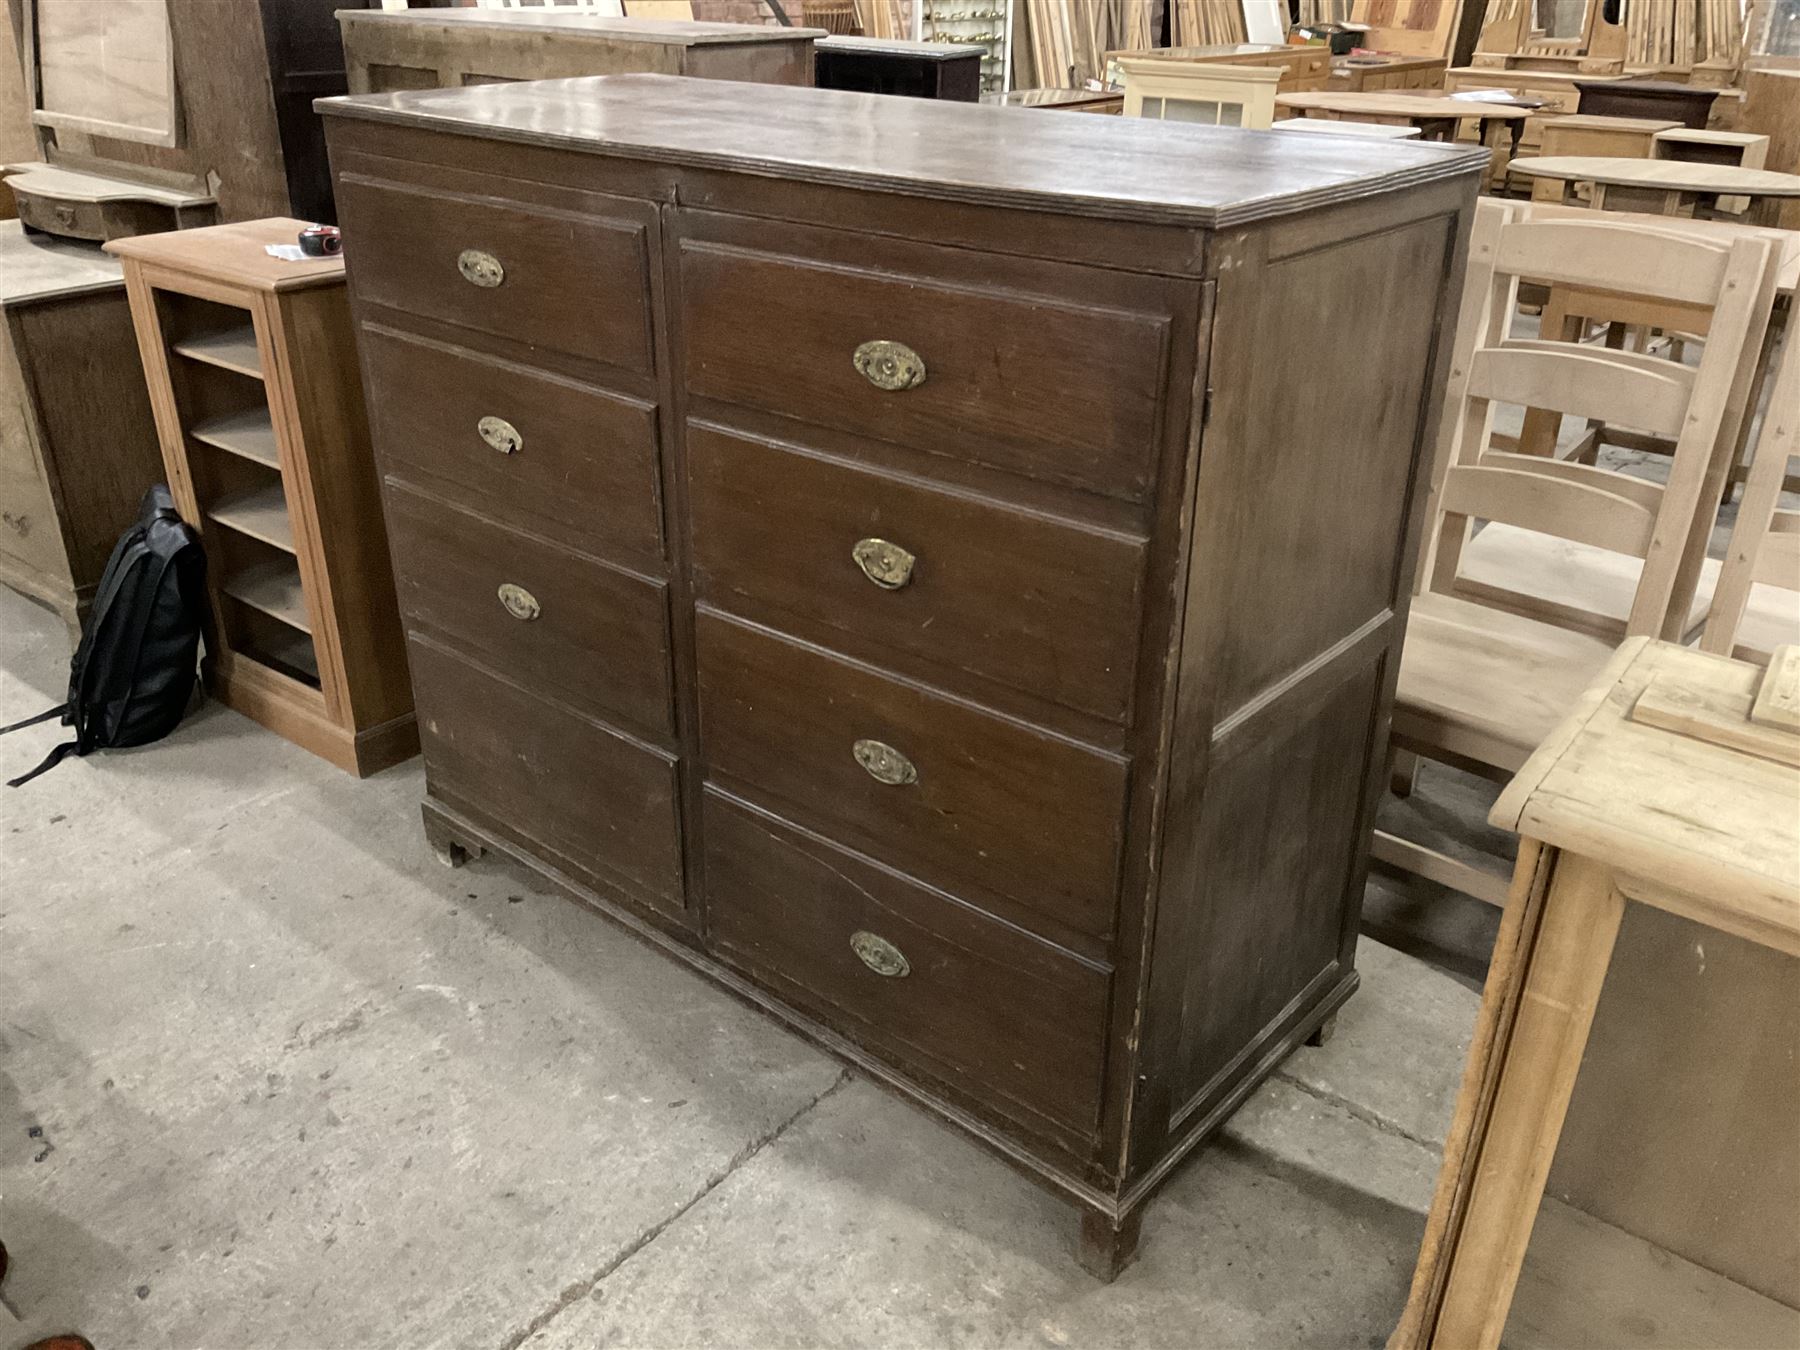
[1701,328,1800,664]
[1418,198,1778,642]
[1117,59,1281,129]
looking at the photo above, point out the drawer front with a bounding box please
[15,189,106,241]
[362,325,664,562]
[410,635,683,908]
[337,174,654,372]
[386,483,674,742]
[678,238,1174,501]
[696,610,1128,938]
[704,791,1110,1139]
[687,423,1145,723]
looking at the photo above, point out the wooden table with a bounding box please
[1274,91,1531,162]
[1507,155,1800,226]
[1391,638,1800,1350]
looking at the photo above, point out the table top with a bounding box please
[1270,117,1422,138]
[817,35,984,59]
[2,161,212,207]
[1492,639,1800,955]
[0,219,123,307]
[1508,155,1800,196]
[104,218,345,294]
[320,74,1486,231]
[337,9,824,45]
[1275,91,1531,120]
[1653,127,1773,147]
[1542,113,1683,132]
[986,87,1123,108]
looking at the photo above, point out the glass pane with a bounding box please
[1164,98,1221,124]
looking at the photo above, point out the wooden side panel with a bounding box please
[680,38,816,87]
[0,314,70,602]
[270,284,412,731]
[8,292,163,599]
[1136,185,1475,1175]
[1548,905,1800,1307]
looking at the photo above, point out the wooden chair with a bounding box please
[1453,205,1787,645]
[1701,328,1800,666]
[1374,201,1778,904]
[1117,59,1280,129]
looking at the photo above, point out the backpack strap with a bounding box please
[0,704,68,736]
[90,551,177,748]
[7,739,77,788]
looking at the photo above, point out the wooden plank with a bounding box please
[1751,645,1800,731]
[1630,662,1800,767]
[172,325,263,380]
[1370,829,1512,907]
[223,558,310,633]
[190,406,280,469]
[208,482,294,553]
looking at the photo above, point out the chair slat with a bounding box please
[1700,321,1798,657]
[1755,529,1800,589]
[1477,450,1666,513]
[1441,465,1658,560]
[1493,219,1732,308]
[1467,345,1693,441]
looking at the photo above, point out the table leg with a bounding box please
[1517,287,1581,457]
[1431,852,1626,1350]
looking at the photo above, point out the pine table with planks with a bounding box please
[1390,637,1800,1350]
[1506,155,1800,227]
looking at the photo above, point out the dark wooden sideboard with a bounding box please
[320,75,1482,1276]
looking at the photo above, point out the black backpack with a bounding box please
[3,486,207,786]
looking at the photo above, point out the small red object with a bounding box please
[298,224,342,258]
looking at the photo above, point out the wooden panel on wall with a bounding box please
[1742,68,1800,228]
[0,5,34,219]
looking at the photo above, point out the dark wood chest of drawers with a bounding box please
[321,76,1482,1276]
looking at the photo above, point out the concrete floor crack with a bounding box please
[494,1068,853,1350]
[1268,1070,1440,1152]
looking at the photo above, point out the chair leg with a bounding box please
[1390,748,1421,798]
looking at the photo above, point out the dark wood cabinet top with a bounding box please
[337,10,825,46]
[317,73,1486,227]
[816,35,985,60]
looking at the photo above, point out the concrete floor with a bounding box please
[0,581,1768,1350]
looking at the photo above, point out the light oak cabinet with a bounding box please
[106,219,414,775]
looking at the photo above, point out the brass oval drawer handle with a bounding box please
[458,249,505,288]
[850,930,910,978]
[851,537,915,590]
[853,737,916,786]
[852,339,926,392]
[497,582,540,621]
[477,415,521,455]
